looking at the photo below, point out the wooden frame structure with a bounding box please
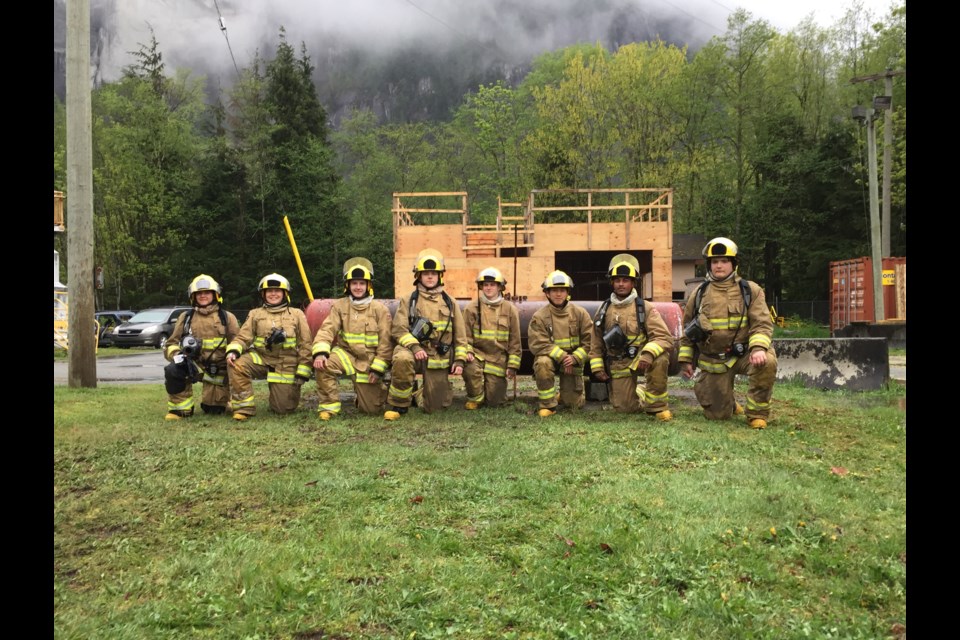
[393,188,674,301]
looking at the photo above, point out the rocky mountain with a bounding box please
[54,0,720,124]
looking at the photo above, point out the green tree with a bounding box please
[90,33,206,309]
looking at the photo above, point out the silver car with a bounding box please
[111,306,191,349]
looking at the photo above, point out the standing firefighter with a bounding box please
[462,267,522,409]
[678,237,778,428]
[163,274,240,420]
[312,258,393,420]
[527,270,593,417]
[588,254,674,421]
[225,273,313,420]
[384,248,468,419]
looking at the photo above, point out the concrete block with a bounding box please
[773,338,889,390]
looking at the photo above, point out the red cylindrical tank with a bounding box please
[306,298,685,375]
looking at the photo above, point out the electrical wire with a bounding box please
[212,0,243,81]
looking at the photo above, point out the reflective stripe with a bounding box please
[355,372,374,384]
[642,343,663,358]
[538,387,557,401]
[678,345,694,360]
[267,371,296,384]
[312,341,332,357]
[388,384,413,399]
[201,372,226,385]
[233,394,256,409]
[589,357,604,373]
[482,362,506,377]
[427,356,450,370]
[454,345,468,361]
[552,336,581,350]
[610,366,633,379]
[572,347,587,362]
[226,341,245,354]
[319,401,341,413]
[708,316,747,330]
[467,390,484,403]
[399,333,420,348]
[472,328,512,341]
[698,358,735,373]
[250,352,264,366]
[747,398,770,411]
[296,364,313,378]
[167,396,195,411]
[749,334,771,349]
[201,337,225,350]
[371,358,388,373]
[643,388,668,403]
[332,348,356,376]
[549,346,565,361]
[507,354,521,369]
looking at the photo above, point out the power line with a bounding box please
[212,0,242,81]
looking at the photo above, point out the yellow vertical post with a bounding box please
[283,216,314,302]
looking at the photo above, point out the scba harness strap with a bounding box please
[594,297,646,355]
[408,289,455,348]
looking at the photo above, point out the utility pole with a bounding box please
[67,0,97,387]
[850,69,905,258]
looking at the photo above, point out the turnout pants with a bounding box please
[533,355,585,411]
[463,359,509,407]
[604,354,670,414]
[229,354,302,417]
[315,351,387,416]
[694,352,778,420]
[387,349,453,414]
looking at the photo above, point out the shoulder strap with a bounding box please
[593,299,611,330]
[694,281,708,315]
[739,279,752,308]
[218,308,227,328]
[183,309,195,334]
[408,290,419,322]
[635,297,646,327]
[441,291,455,313]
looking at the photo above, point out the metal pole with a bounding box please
[866,113,884,323]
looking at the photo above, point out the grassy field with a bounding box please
[54,374,906,639]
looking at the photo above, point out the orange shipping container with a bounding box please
[829,257,906,333]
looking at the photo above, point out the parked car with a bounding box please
[95,310,136,347]
[110,306,192,349]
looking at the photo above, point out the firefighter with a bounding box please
[225,273,313,420]
[462,267,522,409]
[311,258,393,419]
[678,237,778,428]
[588,254,674,421]
[163,274,240,420]
[527,270,593,417]
[384,248,469,419]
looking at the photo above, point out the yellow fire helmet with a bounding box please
[541,270,574,291]
[258,273,291,304]
[187,274,223,305]
[413,248,446,285]
[343,257,374,296]
[476,267,507,288]
[702,237,738,260]
[607,254,640,279]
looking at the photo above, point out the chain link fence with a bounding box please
[776,300,829,325]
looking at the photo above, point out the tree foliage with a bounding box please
[56,4,906,311]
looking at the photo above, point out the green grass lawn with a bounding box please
[54,377,906,639]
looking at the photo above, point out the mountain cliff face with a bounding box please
[53,0,715,124]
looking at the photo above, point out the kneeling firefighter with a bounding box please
[164,274,241,420]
